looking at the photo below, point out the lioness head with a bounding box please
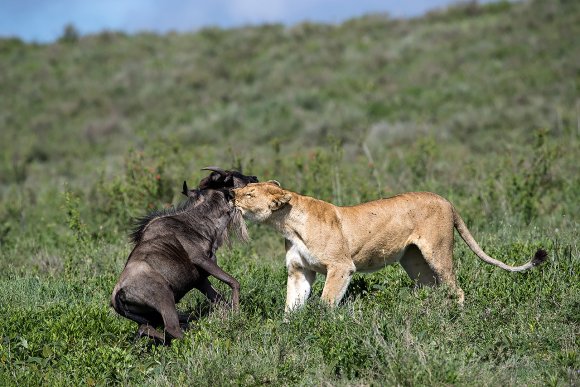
[233,182,292,223]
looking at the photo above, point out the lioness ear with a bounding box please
[269,193,292,211]
[267,180,281,187]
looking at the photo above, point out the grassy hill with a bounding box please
[0,0,578,385]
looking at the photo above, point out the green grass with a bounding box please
[1,238,578,385]
[1,0,579,385]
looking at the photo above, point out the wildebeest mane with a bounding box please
[128,188,247,247]
[129,191,201,244]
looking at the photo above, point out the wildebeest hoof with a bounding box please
[165,326,184,341]
[135,324,166,345]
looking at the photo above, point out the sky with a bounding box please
[0,0,497,43]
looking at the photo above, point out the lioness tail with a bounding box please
[452,208,547,272]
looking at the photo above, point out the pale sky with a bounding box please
[0,0,500,43]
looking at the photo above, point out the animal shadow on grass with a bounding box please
[342,273,442,305]
[342,274,406,300]
[342,276,371,302]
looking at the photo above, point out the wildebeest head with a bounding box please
[199,167,258,190]
[180,167,258,243]
[182,167,259,197]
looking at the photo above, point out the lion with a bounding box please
[233,182,547,311]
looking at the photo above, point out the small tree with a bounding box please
[59,23,79,44]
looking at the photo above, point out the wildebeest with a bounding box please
[111,167,258,343]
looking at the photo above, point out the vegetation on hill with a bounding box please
[0,0,578,385]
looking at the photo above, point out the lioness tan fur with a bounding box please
[233,182,547,311]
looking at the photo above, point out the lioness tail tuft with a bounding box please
[532,249,548,267]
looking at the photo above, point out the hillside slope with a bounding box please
[1,0,578,155]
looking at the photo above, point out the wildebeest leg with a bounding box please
[150,289,184,341]
[113,287,165,340]
[177,311,192,324]
[175,311,194,331]
[137,324,165,342]
[195,259,240,311]
[115,299,169,343]
[120,282,184,342]
[196,276,224,304]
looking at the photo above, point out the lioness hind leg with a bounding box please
[400,245,438,286]
[413,243,465,305]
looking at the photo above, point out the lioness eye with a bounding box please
[246,193,252,198]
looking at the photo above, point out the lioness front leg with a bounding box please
[285,265,316,312]
[321,264,356,307]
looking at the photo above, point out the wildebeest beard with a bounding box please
[226,205,249,246]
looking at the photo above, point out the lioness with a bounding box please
[233,182,547,311]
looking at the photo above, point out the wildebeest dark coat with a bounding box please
[111,168,258,343]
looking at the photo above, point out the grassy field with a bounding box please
[1,0,579,385]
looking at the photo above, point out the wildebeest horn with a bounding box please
[201,166,227,176]
[182,181,189,196]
